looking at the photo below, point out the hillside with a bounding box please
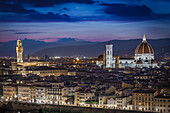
[32,38,170,57]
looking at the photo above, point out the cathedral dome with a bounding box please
[135,34,154,54]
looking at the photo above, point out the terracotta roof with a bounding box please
[133,89,156,94]
[136,60,143,64]
[151,60,157,64]
[135,35,154,54]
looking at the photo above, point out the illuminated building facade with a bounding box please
[18,86,36,102]
[154,95,170,113]
[3,85,17,100]
[105,35,158,68]
[132,89,158,111]
[16,38,23,63]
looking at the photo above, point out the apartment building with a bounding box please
[132,89,158,111]
[154,95,170,113]
[3,85,17,100]
[18,85,36,102]
[74,89,95,107]
[107,96,132,109]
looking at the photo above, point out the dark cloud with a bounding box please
[0,2,36,14]
[0,0,94,7]
[0,12,70,22]
[39,38,54,40]
[0,0,170,22]
[15,32,45,34]
[0,30,19,32]
[102,4,152,17]
[0,1,70,22]
[152,0,170,1]
[59,8,69,13]
[28,12,70,21]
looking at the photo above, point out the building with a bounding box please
[154,95,170,113]
[107,96,132,109]
[16,37,23,63]
[3,85,17,101]
[103,35,158,68]
[46,86,63,105]
[132,89,158,111]
[12,38,50,74]
[99,95,115,108]
[74,89,95,107]
[23,66,68,77]
[18,85,36,102]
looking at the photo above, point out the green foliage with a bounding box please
[85,101,99,104]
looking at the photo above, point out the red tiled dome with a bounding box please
[135,35,154,54]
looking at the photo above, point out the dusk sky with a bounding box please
[0,0,170,42]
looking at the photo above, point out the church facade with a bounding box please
[104,35,158,68]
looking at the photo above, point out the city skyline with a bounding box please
[0,1,170,112]
[0,37,169,113]
[0,0,170,42]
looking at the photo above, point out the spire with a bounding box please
[19,36,21,40]
[143,34,146,42]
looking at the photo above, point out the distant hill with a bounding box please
[32,38,170,57]
[0,38,96,57]
[0,38,169,57]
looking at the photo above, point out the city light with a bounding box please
[0,1,169,112]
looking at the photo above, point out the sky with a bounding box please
[0,0,170,42]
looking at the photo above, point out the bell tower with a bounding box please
[16,37,23,63]
[103,51,106,69]
[106,44,113,68]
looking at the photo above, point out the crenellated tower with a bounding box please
[16,37,23,63]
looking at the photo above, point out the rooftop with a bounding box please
[133,89,156,94]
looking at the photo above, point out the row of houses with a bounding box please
[2,83,170,113]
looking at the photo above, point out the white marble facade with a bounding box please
[105,35,158,68]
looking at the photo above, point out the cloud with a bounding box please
[102,3,152,17]
[0,2,36,14]
[0,30,19,32]
[0,0,170,22]
[0,1,70,22]
[29,12,70,21]
[39,37,54,40]
[15,32,45,34]
[100,3,170,21]
[59,8,69,13]
[0,0,94,7]
[0,1,71,22]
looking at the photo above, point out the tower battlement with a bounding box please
[16,38,23,63]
